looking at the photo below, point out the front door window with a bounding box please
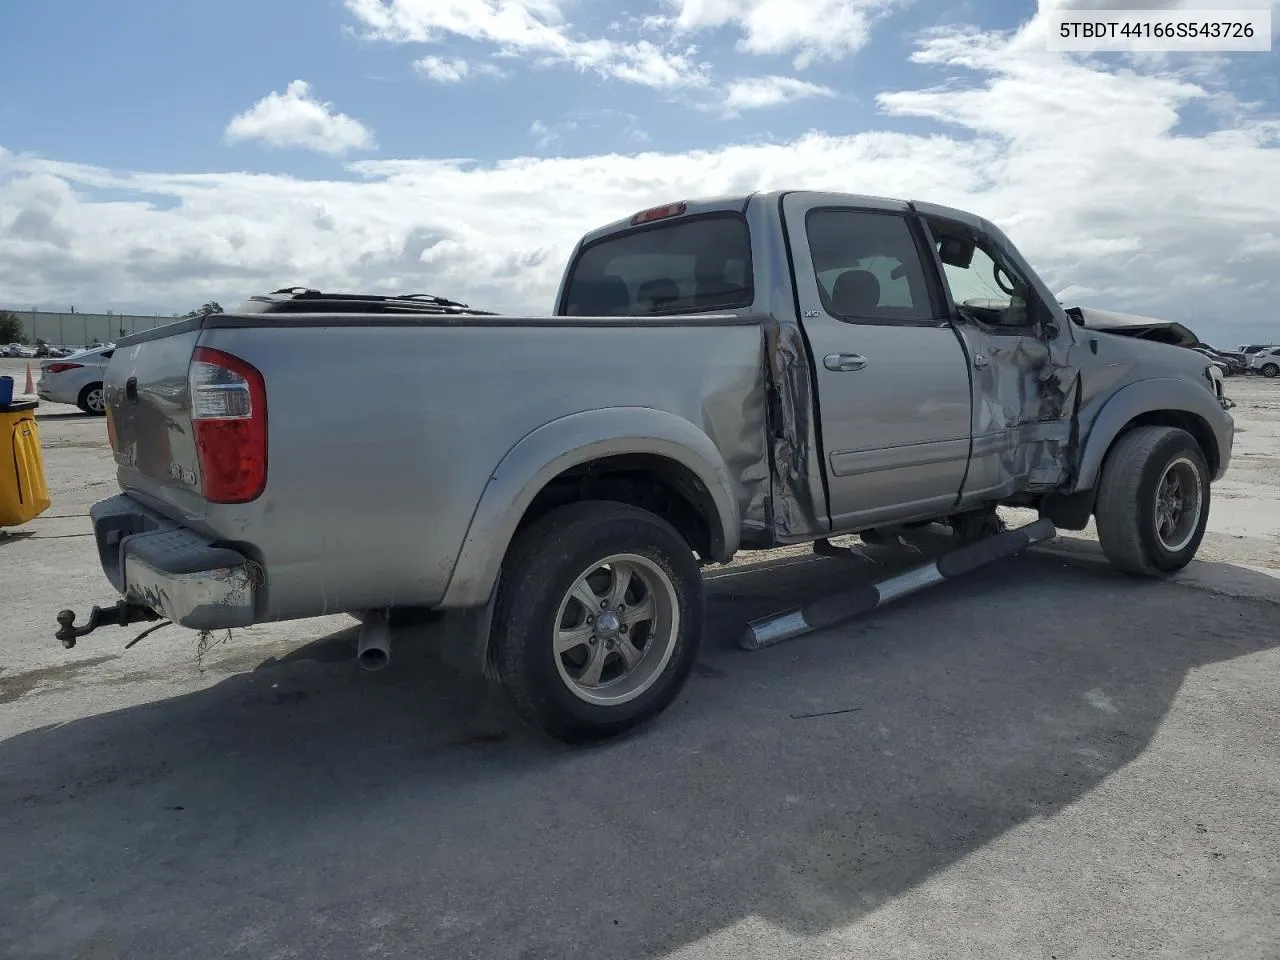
[930,225,1051,335]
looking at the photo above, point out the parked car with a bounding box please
[36,344,115,413]
[1193,345,1246,376]
[34,343,75,358]
[1193,350,1231,378]
[66,190,1234,743]
[1250,346,1280,378]
[5,343,35,358]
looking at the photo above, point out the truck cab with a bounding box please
[555,191,1231,541]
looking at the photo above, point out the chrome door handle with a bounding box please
[823,353,867,372]
[972,353,990,369]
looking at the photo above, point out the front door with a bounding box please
[916,207,1081,504]
[782,193,973,531]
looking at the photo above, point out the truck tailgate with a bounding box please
[104,323,210,524]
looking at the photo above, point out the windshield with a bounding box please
[562,214,753,317]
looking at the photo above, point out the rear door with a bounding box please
[782,193,972,531]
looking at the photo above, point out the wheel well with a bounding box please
[514,454,721,561]
[1119,410,1219,475]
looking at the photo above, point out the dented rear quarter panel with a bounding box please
[180,315,772,621]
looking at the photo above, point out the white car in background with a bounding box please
[37,344,115,414]
[1249,346,1280,378]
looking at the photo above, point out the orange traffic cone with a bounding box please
[24,363,35,395]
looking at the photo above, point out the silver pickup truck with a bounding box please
[64,190,1234,742]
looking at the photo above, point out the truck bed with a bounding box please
[104,311,772,622]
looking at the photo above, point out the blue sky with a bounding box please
[2,0,1016,171]
[1,0,1278,345]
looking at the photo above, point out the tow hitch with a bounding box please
[55,601,162,649]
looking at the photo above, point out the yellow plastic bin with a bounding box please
[0,397,51,528]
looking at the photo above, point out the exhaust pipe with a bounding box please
[357,611,391,672]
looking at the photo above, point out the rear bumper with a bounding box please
[35,378,76,405]
[90,494,258,630]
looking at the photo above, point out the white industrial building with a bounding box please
[3,309,181,348]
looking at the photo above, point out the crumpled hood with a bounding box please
[1065,306,1200,348]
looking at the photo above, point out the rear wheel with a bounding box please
[1262,363,1279,378]
[77,382,106,415]
[1094,426,1209,576]
[491,500,704,743]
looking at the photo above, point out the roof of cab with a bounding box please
[576,190,988,249]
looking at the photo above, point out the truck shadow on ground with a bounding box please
[2,539,1278,959]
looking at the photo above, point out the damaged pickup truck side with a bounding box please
[66,190,1234,742]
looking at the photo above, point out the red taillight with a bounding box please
[189,346,267,503]
[630,201,687,225]
[45,362,83,374]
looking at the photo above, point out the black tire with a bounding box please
[1094,426,1210,576]
[77,382,106,415]
[491,500,704,744]
[1262,363,1279,378]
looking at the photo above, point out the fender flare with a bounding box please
[440,407,742,608]
[1071,378,1227,493]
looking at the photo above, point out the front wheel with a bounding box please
[1262,363,1279,378]
[491,500,704,743]
[1094,426,1210,576]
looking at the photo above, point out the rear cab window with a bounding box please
[562,214,753,317]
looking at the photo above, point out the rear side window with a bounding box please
[562,214,753,316]
[805,209,936,323]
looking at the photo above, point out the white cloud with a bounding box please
[224,80,375,156]
[529,120,560,150]
[529,110,650,151]
[721,76,837,113]
[414,55,505,82]
[345,0,710,89]
[663,0,901,67]
[4,9,1279,346]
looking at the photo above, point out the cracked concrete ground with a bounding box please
[2,360,1278,960]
